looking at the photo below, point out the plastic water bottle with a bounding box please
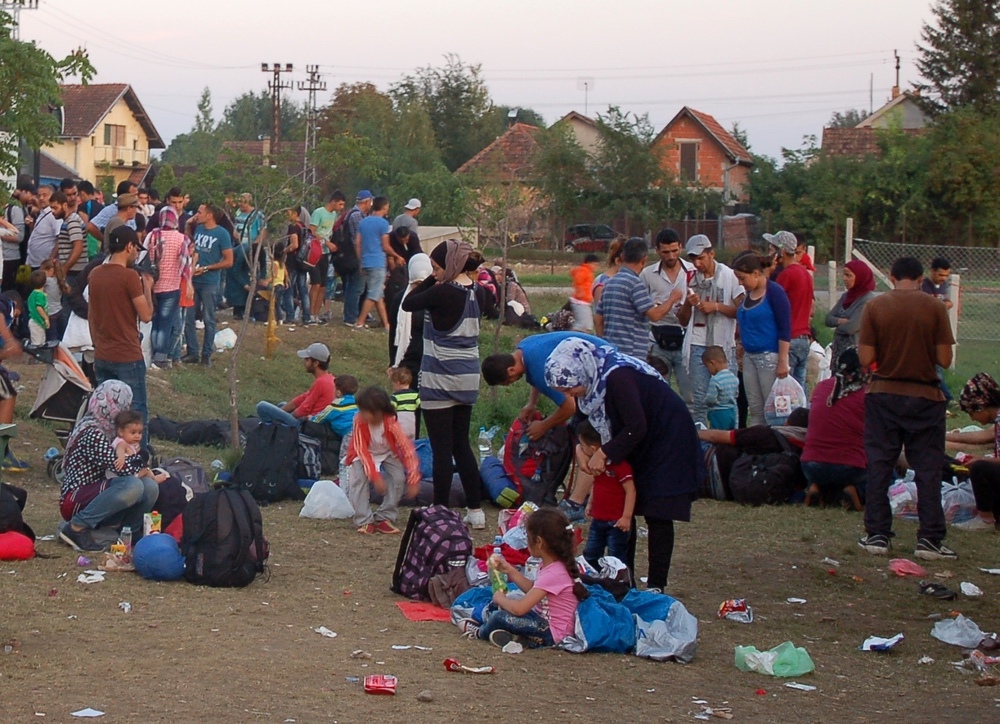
[120,526,132,557]
[44,447,60,461]
[477,427,491,462]
[211,459,225,472]
[489,535,508,593]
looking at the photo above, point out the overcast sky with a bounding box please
[22,0,935,161]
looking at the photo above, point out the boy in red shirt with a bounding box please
[577,419,636,572]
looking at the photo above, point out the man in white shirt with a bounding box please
[25,194,62,269]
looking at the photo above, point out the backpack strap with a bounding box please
[391,506,423,593]
[235,489,265,572]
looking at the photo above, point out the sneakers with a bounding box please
[488,630,519,649]
[374,520,400,534]
[356,523,376,535]
[915,538,958,561]
[59,526,105,552]
[558,498,586,523]
[858,533,891,555]
[953,516,996,532]
[459,618,480,639]
[3,450,29,473]
[463,508,486,530]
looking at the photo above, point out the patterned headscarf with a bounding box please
[66,380,133,449]
[543,338,661,443]
[827,347,868,406]
[158,205,179,231]
[959,372,1000,413]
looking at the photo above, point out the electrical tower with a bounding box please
[261,62,294,150]
[1,0,40,40]
[297,65,326,187]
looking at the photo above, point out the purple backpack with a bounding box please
[392,505,473,600]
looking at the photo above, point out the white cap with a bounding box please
[404,198,422,210]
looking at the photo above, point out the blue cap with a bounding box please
[356,190,373,201]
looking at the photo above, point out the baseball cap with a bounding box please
[356,190,373,201]
[685,234,712,257]
[404,198,422,210]
[117,193,139,209]
[764,230,798,255]
[297,342,331,363]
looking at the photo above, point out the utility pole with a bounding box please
[1,0,40,40]
[261,62,293,150]
[297,65,326,186]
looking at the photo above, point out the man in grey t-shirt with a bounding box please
[391,198,421,235]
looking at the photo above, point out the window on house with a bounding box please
[103,124,126,147]
[679,142,698,182]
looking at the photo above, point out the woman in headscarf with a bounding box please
[946,373,1000,531]
[801,348,868,510]
[543,337,702,592]
[58,381,163,552]
[388,253,432,378]
[402,241,490,528]
[147,205,192,369]
[825,260,877,364]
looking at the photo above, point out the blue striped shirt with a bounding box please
[705,369,739,410]
[595,266,654,358]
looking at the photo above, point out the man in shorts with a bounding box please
[351,196,404,331]
[309,193,345,322]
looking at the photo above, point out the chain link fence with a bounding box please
[853,239,1000,343]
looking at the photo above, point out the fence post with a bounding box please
[844,217,853,265]
[949,273,960,371]
[827,261,838,311]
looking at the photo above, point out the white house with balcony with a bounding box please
[46,83,164,188]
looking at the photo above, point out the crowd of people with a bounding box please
[4,172,998,647]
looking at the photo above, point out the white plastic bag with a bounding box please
[299,480,354,519]
[764,375,808,425]
[213,327,237,351]
[931,614,988,648]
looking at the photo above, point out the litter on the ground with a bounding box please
[734,641,815,677]
[345,676,360,683]
[784,682,817,691]
[979,568,1000,575]
[501,641,523,654]
[860,633,904,651]
[313,626,337,638]
[968,650,1000,670]
[443,657,496,674]
[820,558,840,567]
[37,535,56,541]
[934,570,955,580]
[76,556,91,567]
[931,614,990,648]
[363,674,397,695]
[692,706,733,720]
[918,655,935,665]
[351,650,372,659]
[961,582,984,597]
[118,602,131,613]
[70,709,105,718]
[76,570,105,584]
[718,599,753,624]
[786,597,807,604]
[889,559,927,577]
[391,645,432,651]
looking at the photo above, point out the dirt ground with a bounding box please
[2,321,1000,722]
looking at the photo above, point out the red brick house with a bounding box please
[652,107,753,203]
[455,122,541,181]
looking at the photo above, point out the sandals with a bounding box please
[918,580,957,600]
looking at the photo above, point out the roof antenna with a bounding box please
[892,49,901,99]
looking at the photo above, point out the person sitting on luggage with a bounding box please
[311,375,360,490]
[577,419,635,573]
[58,380,166,552]
[388,365,419,440]
[255,342,335,427]
[703,345,739,431]
[461,507,589,649]
[344,386,420,535]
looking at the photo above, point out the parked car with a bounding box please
[564,224,619,253]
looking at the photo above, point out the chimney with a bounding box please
[891,85,900,99]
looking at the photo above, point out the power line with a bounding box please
[262,63,294,149]
[1,0,39,41]
[298,65,326,186]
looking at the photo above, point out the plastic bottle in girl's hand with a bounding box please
[489,536,508,593]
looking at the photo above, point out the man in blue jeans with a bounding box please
[255,342,336,426]
[86,226,153,450]
[183,203,233,366]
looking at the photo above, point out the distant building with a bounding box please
[455,122,541,181]
[47,84,164,188]
[552,111,600,156]
[821,90,928,159]
[652,107,753,204]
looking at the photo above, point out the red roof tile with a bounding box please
[455,123,541,179]
[820,127,924,158]
[58,84,164,148]
[657,107,752,165]
[38,151,80,181]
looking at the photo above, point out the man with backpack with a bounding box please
[309,192,346,322]
[255,342,335,426]
[338,191,372,326]
[1,189,26,292]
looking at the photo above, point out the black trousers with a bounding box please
[423,404,482,508]
[626,516,675,590]
[969,459,1000,518]
[864,393,947,542]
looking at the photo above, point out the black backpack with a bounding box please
[329,210,359,276]
[728,448,804,506]
[181,488,267,587]
[232,422,305,504]
[300,419,343,476]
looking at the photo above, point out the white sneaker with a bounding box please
[195,320,205,330]
[463,508,486,530]
[953,516,996,532]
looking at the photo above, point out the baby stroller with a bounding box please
[28,343,92,479]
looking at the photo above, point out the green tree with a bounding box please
[0,11,95,182]
[915,0,1000,115]
[195,86,214,133]
[391,55,496,172]
[161,88,223,167]
[532,123,591,245]
[827,108,869,128]
[218,89,305,142]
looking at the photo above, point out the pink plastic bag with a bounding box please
[889,558,927,577]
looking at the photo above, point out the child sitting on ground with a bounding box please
[388,366,420,439]
[344,386,421,535]
[110,410,166,483]
[26,270,49,347]
[702,345,739,431]
[311,374,360,487]
[577,419,635,572]
[463,507,589,648]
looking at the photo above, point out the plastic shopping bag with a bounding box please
[299,480,354,519]
[764,376,808,425]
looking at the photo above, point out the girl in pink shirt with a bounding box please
[466,508,589,648]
